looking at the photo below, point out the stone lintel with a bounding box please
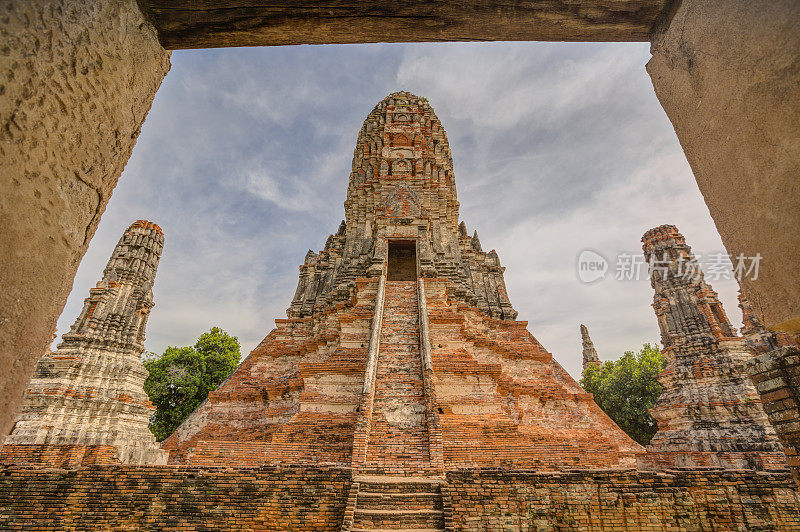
[138,0,669,49]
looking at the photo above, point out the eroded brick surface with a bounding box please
[425,278,642,470]
[447,469,800,531]
[0,466,798,530]
[748,348,800,483]
[740,288,800,482]
[162,279,377,466]
[0,465,350,531]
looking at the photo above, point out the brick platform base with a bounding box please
[1,465,799,531]
[448,469,800,531]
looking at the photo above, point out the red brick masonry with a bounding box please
[447,469,800,530]
[1,465,798,531]
[0,465,350,531]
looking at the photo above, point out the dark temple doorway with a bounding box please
[387,240,417,281]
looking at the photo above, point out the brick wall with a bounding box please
[0,465,350,531]
[447,469,800,531]
[748,346,800,483]
[2,465,799,530]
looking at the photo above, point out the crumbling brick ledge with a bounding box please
[446,468,800,531]
[1,465,799,530]
[0,464,350,531]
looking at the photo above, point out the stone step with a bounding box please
[357,491,442,511]
[355,476,444,493]
[363,278,432,476]
[377,340,420,348]
[352,509,444,529]
[371,396,426,402]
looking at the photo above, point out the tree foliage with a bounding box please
[144,327,240,441]
[580,343,667,446]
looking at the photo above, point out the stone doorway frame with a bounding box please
[387,239,420,282]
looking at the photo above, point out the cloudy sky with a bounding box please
[56,42,744,379]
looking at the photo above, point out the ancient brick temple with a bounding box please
[2,95,800,531]
[639,225,787,471]
[1,220,167,467]
[160,91,642,526]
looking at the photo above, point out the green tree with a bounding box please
[580,343,667,446]
[144,327,240,441]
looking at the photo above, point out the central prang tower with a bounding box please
[162,93,641,486]
[289,92,515,321]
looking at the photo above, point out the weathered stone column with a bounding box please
[647,0,800,334]
[580,324,601,371]
[0,0,170,437]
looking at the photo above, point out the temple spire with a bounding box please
[288,91,516,321]
[638,224,785,471]
[580,324,601,370]
[2,220,167,467]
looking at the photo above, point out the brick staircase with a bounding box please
[364,280,432,476]
[350,476,447,532]
[343,280,450,531]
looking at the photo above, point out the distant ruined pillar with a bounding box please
[1,221,168,467]
[741,290,800,482]
[638,225,786,471]
[580,324,601,371]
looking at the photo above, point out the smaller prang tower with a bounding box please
[1,220,167,466]
[639,225,786,471]
[580,324,601,370]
